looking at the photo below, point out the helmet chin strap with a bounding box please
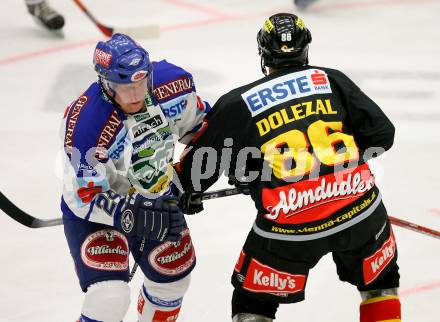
[98,77,122,109]
[98,77,115,98]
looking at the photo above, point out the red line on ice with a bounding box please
[0,39,99,66]
[400,280,440,297]
[311,0,439,12]
[164,0,233,19]
[0,0,438,66]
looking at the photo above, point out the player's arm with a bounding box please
[175,91,211,145]
[337,71,395,154]
[61,98,126,226]
[176,94,239,193]
[151,60,211,144]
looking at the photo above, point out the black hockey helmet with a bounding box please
[257,13,312,74]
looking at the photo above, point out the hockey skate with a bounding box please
[27,1,65,30]
[294,0,319,10]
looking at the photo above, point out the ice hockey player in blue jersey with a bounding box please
[61,34,210,322]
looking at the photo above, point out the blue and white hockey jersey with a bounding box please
[61,60,210,226]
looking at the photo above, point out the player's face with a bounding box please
[112,77,148,114]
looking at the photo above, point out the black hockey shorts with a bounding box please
[231,201,399,304]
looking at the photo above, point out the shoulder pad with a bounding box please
[151,60,195,103]
[63,82,125,161]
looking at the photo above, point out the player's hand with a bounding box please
[117,193,185,242]
[180,192,204,215]
[228,175,251,195]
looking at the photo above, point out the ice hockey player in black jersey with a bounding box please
[176,13,401,322]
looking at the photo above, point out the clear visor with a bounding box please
[108,75,149,105]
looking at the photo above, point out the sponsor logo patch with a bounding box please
[162,100,186,119]
[95,109,123,160]
[262,163,374,225]
[130,57,142,66]
[131,70,147,82]
[241,69,332,117]
[242,258,306,295]
[137,290,145,314]
[134,111,151,122]
[363,230,397,285]
[94,49,112,69]
[153,76,193,102]
[152,307,181,322]
[148,229,195,276]
[120,209,134,234]
[64,95,88,155]
[133,115,164,138]
[77,182,103,204]
[264,19,274,33]
[80,230,129,271]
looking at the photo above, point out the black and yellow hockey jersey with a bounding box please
[177,65,395,241]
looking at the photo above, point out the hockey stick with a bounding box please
[72,0,160,39]
[0,188,242,229]
[389,216,440,240]
[214,188,440,239]
[3,187,439,239]
[0,192,62,228]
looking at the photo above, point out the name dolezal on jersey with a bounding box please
[256,99,337,136]
[242,69,332,117]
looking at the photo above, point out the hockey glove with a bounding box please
[228,175,251,195]
[117,193,185,242]
[180,192,204,215]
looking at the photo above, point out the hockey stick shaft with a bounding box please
[2,188,439,239]
[199,188,440,239]
[72,0,112,36]
[389,215,440,239]
[0,187,240,229]
[72,0,160,38]
[200,187,241,200]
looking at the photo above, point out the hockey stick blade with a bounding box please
[112,25,160,39]
[73,0,160,39]
[0,192,62,228]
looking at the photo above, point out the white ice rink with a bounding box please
[1,0,439,321]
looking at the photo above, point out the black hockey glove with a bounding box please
[228,175,251,195]
[117,193,185,242]
[180,192,204,215]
